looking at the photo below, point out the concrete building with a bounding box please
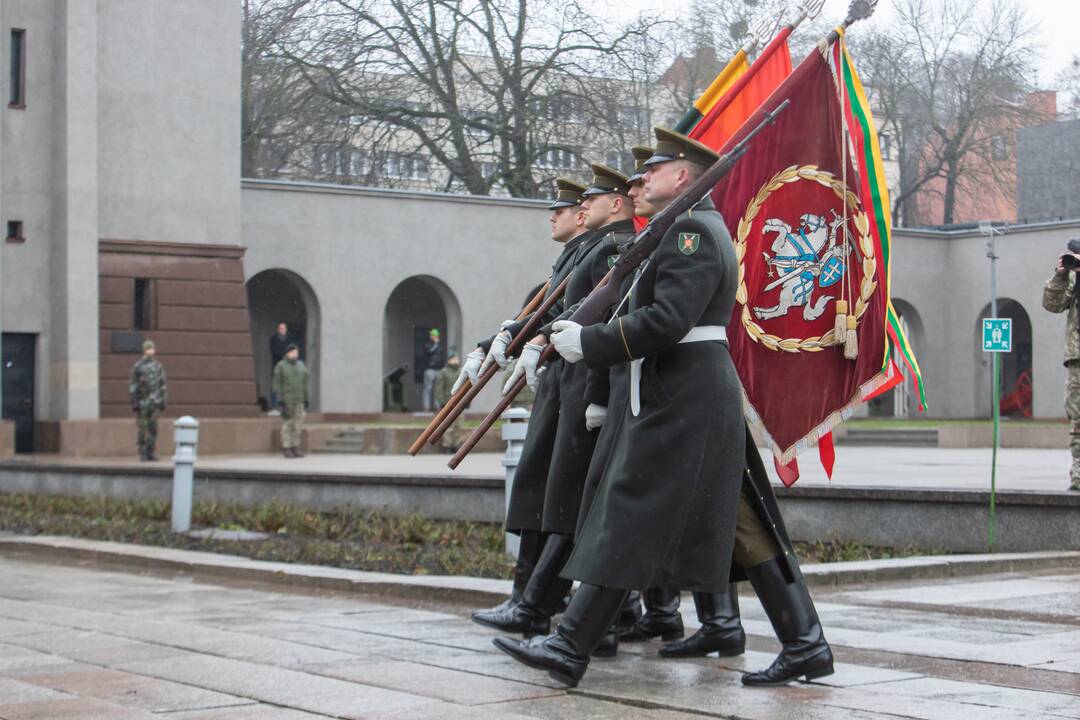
[0,1,1071,456]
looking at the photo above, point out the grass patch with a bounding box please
[0,493,946,577]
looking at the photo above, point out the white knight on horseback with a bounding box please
[752,211,848,322]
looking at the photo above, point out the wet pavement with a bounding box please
[0,555,1077,718]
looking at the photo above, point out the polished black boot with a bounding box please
[471,530,542,622]
[660,586,745,657]
[472,533,573,636]
[493,584,627,687]
[614,590,643,633]
[742,558,834,686]
[620,587,684,641]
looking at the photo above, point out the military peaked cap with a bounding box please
[582,163,631,197]
[644,127,720,169]
[627,145,654,183]
[549,177,587,209]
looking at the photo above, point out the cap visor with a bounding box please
[548,199,577,209]
[643,154,675,166]
[582,186,614,197]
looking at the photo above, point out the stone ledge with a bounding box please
[1,535,1077,604]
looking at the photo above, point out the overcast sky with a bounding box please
[601,0,1077,88]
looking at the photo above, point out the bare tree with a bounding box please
[1055,56,1080,120]
[856,0,1046,225]
[253,0,658,198]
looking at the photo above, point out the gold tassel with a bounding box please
[844,315,858,360]
[833,300,848,345]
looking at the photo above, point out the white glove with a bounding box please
[550,320,584,363]
[584,403,607,431]
[499,319,517,331]
[451,348,485,393]
[503,343,545,393]
[480,330,512,375]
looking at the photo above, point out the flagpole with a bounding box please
[673,0,824,134]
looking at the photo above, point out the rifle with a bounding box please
[408,280,550,455]
[426,273,572,447]
[447,100,790,469]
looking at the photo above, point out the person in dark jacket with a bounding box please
[421,329,445,411]
[269,323,291,410]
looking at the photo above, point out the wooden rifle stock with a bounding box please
[427,274,571,446]
[408,280,550,455]
[447,101,790,467]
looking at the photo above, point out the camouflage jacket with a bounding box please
[432,365,458,408]
[128,357,167,410]
[272,358,309,408]
[1043,269,1080,365]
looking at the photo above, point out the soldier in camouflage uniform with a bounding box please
[272,344,310,458]
[128,340,167,461]
[433,352,465,452]
[1043,247,1080,490]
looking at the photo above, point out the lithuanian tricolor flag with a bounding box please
[833,36,927,410]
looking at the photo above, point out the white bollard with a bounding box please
[500,407,530,557]
[171,416,199,533]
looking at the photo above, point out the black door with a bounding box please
[2,333,36,452]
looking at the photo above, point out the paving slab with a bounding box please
[0,553,1077,719]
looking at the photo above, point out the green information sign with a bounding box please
[982,318,1012,353]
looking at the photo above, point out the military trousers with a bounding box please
[282,407,305,449]
[136,407,159,458]
[733,482,782,570]
[1067,362,1080,489]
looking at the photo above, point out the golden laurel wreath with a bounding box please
[734,165,878,353]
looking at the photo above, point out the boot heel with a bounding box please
[661,629,685,641]
[803,665,834,682]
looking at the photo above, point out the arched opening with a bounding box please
[246,269,321,412]
[974,298,1033,418]
[383,275,462,411]
[867,299,925,418]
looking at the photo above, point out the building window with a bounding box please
[991,136,1008,161]
[133,278,155,331]
[5,220,23,243]
[383,152,429,180]
[9,29,25,108]
[536,148,577,171]
[880,133,893,161]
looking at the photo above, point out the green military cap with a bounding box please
[142,340,155,351]
[627,145,654,184]
[582,163,631,197]
[644,126,720,169]
[549,177,587,209]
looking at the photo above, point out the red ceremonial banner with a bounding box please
[712,48,891,464]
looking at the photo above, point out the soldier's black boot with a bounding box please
[472,530,542,622]
[742,558,833,686]
[472,533,573,637]
[620,587,684,641]
[493,584,627,687]
[660,586,745,657]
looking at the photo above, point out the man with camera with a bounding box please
[1044,239,1080,491]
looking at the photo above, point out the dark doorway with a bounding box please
[383,276,461,412]
[246,269,321,412]
[2,333,35,452]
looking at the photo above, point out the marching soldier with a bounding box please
[473,164,639,654]
[494,128,833,689]
[128,340,167,462]
[462,178,594,623]
[1043,241,1080,490]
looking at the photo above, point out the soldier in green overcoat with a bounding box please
[272,344,310,458]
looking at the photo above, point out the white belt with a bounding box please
[630,326,728,416]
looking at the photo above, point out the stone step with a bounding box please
[840,428,939,447]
